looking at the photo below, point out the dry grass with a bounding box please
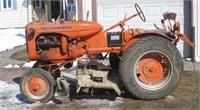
[10,49,28,61]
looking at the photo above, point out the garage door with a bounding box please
[195,0,200,61]
[198,1,200,61]
[97,0,184,56]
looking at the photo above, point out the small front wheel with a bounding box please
[32,61,61,79]
[20,68,56,103]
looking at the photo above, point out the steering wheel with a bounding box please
[135,3,146,22]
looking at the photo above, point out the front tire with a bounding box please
[20,68,56,103]
[120,36,183,100]
[33,61,61,79]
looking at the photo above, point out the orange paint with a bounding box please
[25,11,194,64]
[27,76,48,96]
[60,36,67,54]
[137,58,164,84]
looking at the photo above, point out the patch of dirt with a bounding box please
[10,49,28,61]
[0,45,27,67]
[172,71,199,98]
[0,68,27,83]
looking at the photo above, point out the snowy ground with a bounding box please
[0,28,36,68]
[0,29,25,52]
[4,61,36,68]
[0,28,28,110]
[0,81,31,110]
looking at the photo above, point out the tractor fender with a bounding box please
[122,29,175,51]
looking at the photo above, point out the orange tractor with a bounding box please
[20,4,194,103]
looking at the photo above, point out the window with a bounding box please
[1,0,16,10]
[34,0,41,8]
[65,0,77,21]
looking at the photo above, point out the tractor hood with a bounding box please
[26,21,102,39]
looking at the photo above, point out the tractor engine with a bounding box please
[36,35,61,52]
[25,21,102,61]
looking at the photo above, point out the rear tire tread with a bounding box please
[120,36,183,100]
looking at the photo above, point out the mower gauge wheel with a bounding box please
[57,79,70,96]
[135,3,146,22]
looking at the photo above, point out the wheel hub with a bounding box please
[137,58,164,84]
[28,76,48,96]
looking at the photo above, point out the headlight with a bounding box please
[28,28,35,40]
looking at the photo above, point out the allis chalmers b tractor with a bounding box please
[20,4,195,103]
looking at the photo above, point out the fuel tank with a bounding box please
[26,21,102,39]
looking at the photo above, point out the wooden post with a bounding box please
[45,0,48,22]
[77,0,83,20]
[92,0,97,21]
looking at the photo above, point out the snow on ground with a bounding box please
[22,61,36,68]
[0,80,30,110]
[4,64,20,68]
[0,80,68,110]
[3,61,36,69]
[0,28,25,52]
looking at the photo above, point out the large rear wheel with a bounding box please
[20,68,56,103]
[120,36,183,99]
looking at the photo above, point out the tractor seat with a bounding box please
[163,12,177,20]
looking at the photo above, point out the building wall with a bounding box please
[193,0,200,62]
[27,0,32,23]
[198,0,200,61]
[0,0,31,28]
[80,0,92,21]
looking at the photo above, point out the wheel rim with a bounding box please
[26,75,48,99]
[134,51,173,90]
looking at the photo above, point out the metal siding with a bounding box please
[192,0,200,61]
[197,0,200,61]
[0,0,29,28]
